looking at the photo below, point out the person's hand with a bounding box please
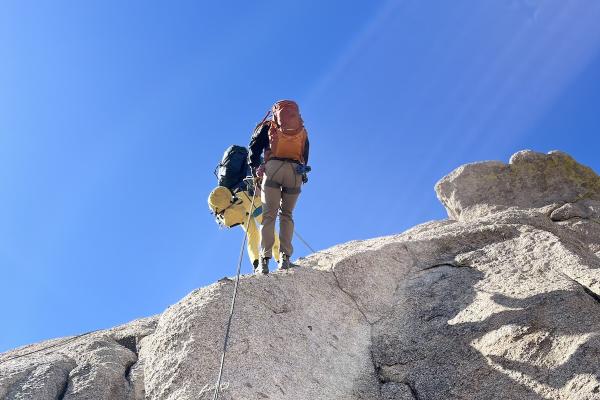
[256,164,265,179]
[250,165,264,188]
[246,164,265,192]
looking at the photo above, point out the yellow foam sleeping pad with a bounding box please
[208,186,247,227]
[207,186,279,263]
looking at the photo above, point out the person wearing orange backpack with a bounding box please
[248,100,310,274]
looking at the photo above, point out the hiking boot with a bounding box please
[278,254,292,270]
[256,257,269,275]
[252,259,259,272]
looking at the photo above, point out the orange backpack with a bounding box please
[265,100,307,163]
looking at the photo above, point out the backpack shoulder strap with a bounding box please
[258,110,272,126]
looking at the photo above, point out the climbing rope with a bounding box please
[1,187,317,379]
[212,179,258,400]
[0,330,99,366]
[294,229,316,253]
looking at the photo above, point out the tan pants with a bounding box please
[260,159,302,259]
[236,191,280,264]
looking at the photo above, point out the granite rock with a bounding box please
[2,150,600,399]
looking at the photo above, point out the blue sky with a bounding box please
[2,0,600,352]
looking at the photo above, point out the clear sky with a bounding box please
[2,0,600,352]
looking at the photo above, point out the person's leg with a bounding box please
[260,160,285,260]
[244,217,260,270]
[278,162,302,258]
[272,228,281,262]
[260,185,280,259]
[279,191,299,257]
[256,199,281,263]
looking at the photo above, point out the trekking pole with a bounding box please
[212,180,258,400]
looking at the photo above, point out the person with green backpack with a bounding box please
[248,100,310,274]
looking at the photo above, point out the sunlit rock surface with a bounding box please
[2,150,600,400]
[435,150,600,222]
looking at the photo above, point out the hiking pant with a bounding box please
[237,191,280,265]
[260,159,302,259]
[242,215,280,265]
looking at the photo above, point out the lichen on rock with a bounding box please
[435,150,600,221]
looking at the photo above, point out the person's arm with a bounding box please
[248,123,269,170]
[303,136,310,165]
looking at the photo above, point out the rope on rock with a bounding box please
[0,331,98,366]
[212,182,258,400]
[294,229,316,253]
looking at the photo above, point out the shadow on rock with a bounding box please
[373,265,541,399]
[473,291,600,393]
[374,259,600,400]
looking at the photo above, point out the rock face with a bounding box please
[435,150,600,222]
[2,149,600,400]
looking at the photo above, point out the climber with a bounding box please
[209,145,280,271]
[248,100,310,274]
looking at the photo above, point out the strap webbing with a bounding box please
[282,187,301,195]
[251,205,263,218]
[264,180,301,195]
